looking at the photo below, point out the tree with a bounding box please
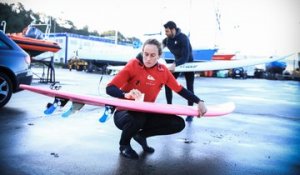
[0,2,140,44]
[0,3,32,33]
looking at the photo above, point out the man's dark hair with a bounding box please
[164,21,177,29]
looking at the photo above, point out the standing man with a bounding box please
[162,21,195,122]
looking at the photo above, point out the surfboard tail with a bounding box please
[204,102,235,117]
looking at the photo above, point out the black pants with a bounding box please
[114,110,185,146]
[165,71,195,106]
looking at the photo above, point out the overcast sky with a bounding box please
[2,0,300,56]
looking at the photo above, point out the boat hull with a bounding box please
[7,34,61,57]
[163,49,218,62]
[212,54,235,60]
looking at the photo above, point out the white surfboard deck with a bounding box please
[107,54,292,73]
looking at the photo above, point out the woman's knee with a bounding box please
[174,117,185,132]
[114,111,133,130]
[114,111,145,130]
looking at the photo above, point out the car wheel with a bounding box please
[0,72,13,108]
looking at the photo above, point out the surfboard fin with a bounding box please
[61,102,85,118]
[99,106,115,123]
[44,97,68,115]
[50,82,61,90]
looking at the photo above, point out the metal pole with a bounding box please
[1,21,6,33]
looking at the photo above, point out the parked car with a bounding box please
[0,31,33,108]
[232,67,247,79]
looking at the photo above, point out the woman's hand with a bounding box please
[168,63,176,72]
[197,101,207,117]
[124,89,144,101]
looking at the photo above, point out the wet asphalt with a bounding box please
[0,67,299,175]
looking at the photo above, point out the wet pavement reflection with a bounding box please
[0,68,299,175]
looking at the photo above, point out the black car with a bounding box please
[232,67,247,79]
[0,31,33,108]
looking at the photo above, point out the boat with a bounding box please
[7,33,61,57]
[6,25,61,83]
[163,48,218,62]
[212,54,235,60]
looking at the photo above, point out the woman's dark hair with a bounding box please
[142,39,162,56]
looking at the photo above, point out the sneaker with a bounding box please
[119,145,139,159]
[185,116,193,122]
[133,134,155,153]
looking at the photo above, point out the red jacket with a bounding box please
[108,58,183,102]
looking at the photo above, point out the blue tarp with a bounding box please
[266,61,287,70]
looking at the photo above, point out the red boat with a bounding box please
[212,54,235,60]
[7,33,61,57]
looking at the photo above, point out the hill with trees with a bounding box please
[0,2,141,44]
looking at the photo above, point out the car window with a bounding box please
[0,39,10,50]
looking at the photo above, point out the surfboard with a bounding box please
[20,84,235,119]
[107,54,292,73]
